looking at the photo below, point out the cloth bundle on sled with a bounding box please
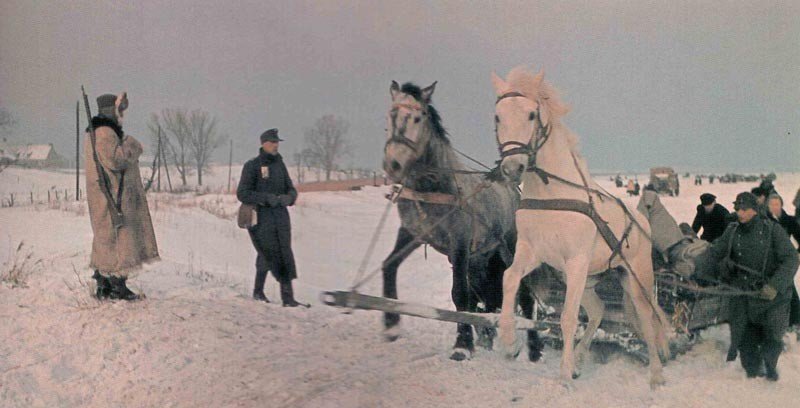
[636,188,713,278]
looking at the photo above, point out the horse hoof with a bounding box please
[649,374,666,390]
[476,327,496,350]
[383,325,401,342]
[501,339,522,361]
[572,370,581,380]
[450,348,472,361]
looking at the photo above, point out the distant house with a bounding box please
[4,143,68,168]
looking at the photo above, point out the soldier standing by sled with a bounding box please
[84,91,159,300]
[237,128,304,307]
[705,192,798,381]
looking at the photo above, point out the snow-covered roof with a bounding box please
[12,144,54,161]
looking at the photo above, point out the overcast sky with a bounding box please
[1,0,798,172]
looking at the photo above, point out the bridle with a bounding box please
[385,102,426,154]
[495,91,552,172]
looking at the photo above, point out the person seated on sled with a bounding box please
[691,193,733,243]
[702,192,798,381]
[637,186,710,277]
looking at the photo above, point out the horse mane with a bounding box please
[505,66,590,177]
[400,82,449,144]
[505,66,581,152]
[398,82,463,190]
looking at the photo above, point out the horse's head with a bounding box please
[383,80,438,182]
[491,68,563,183]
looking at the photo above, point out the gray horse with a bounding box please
[382,81,542,361]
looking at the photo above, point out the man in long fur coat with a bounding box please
[85,92,159,300]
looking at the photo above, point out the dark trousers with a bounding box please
[738,321,782,376]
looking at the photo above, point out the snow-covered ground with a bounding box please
[1,168,799,407]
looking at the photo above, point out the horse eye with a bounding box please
[414,117,420,123]
[528,112,536,121]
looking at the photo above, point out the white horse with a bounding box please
[491,66,670,388]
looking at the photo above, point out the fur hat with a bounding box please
[96,93,128,119]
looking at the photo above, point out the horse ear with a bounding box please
[116,92,129,117]
[390,81,400,99]
[491,71,508,96]
[421,81,437,103]
[532,68,545,88]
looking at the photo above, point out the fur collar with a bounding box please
[89,116,124,139]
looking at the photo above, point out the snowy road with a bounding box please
[1,169,799,407]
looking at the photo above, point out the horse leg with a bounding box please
[450,244,474,361]
[574,285,605,373]
[499,242,539,360]
[620,262,666,389]
[382,227,420,341]
[560,256,591,383]
[519,273,544,362]
[475,254,503,350]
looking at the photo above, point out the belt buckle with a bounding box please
[386,184,404,203]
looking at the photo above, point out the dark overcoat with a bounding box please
[707,216,799,346]
[691,203,732,242]
[237,149,298,282]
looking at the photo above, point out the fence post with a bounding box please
[55,190,60,201]
[30,191,33,204]
[48,190,51,203]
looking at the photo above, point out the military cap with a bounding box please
[260,128,283,143]
[700,193,716,205]
[733,192,758,210]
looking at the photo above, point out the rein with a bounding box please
[495,91,553,181]
[495,90,665,325]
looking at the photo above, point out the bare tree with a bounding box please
[0,107,17,138]
[303,115,351,181]
[186,110,224,186]
[149,109,223,187]
[158,108,192,186]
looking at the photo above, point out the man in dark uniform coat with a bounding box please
[691,193,733,242]
[237,128,303,307]
[766,193,800,330]
[706,192,799,381]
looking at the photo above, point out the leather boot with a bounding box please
[92,270,111,299]
[762,339,782,381]
[280,281,301,307]
[108,276,142,301]
[253,269,270,303]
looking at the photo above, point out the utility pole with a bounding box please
[160,125,173,192]
[227,138,233,193]
[75,101,80,200]
[156,127,162,192]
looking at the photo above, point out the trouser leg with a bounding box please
[738,322,764,378]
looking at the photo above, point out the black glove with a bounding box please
[265,194,280,207]
[278,194,293,206]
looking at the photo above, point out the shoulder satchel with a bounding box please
[237,203,257,229]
